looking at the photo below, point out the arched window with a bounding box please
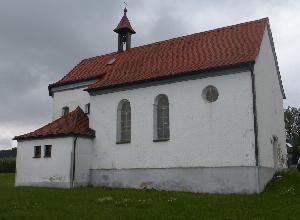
[154,94,170,141]
[117,100,131,143]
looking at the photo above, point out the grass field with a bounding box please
[0,170,300,220]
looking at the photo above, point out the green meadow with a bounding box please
[0,169,300,220]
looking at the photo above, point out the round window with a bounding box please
[203,86,219,102]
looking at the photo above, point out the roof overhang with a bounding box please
[87,62,254,96]
[14,133,95,142]
[265,21,286,99]
[48,77,101,96]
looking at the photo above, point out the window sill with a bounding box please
[153,138,170,142]
[44,156,51,158]
[33,156,41,159]
[116,140,131,144]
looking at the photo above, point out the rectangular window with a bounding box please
[62,106,69,116]
[34,146,41,158]
[85,103,90,114]
[44,145,52,158]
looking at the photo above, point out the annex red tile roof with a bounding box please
[14,107,95,141]
[114,8,136,34]
[49,18,268,92]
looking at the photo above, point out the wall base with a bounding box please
[90,166,275,194]
[15,181,71,188]
[258,166,276,191]
[14,166,276,193]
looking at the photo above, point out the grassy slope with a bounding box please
[0,170,300,220]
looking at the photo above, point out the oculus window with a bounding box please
[203,86,219,102]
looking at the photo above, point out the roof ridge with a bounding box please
[28,107,81,134]
[127,17,268,52]
[14,107,94,140]
[48,17,270,94]
[84,17,268,62]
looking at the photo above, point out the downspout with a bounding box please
[249,63,260,193]
[71,136,78,188]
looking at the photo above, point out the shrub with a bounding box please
[0,157,16,173]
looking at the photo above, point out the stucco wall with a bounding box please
[90,71,256,169]
[15,137,73,188]
[52,87,90,120]
[254,27,287,169]
[90,167,259,193]
[74,137,94,186]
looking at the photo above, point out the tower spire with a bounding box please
[114,7,136,52]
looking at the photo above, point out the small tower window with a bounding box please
[85,103,90,114]
[203,86,219,102]
[62,106,69,116]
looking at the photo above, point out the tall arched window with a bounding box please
[154,94,170,141]
[117,100,131,143]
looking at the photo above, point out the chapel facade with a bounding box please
[14,9,286,193]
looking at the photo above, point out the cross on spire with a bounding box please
[123,2,128,15]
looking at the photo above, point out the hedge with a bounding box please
[0,157,16,173]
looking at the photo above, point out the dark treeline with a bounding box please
[285,106,300,164]
[0,147,17,158]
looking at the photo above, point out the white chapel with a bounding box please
[14,9,286,193]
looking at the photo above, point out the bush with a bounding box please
[0,157,16,173]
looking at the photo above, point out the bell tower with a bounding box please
[114,8,136,52]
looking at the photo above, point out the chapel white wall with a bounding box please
[52,87,90,120]
[74,137,94,186]
[254,27,287,169]
[90,71,256,169]
[15,137,73,188]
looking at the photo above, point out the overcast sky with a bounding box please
[0,0,299,149]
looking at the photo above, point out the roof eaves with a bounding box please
[265,20,286,99]
[86,61,255,94]
[13,132,95,141]
[48,73,105,96]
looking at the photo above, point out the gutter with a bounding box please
[71,136,78,188]
[249,63,260,193]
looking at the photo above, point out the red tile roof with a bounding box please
[114,8,136,34]
[14,107,95,141]
[49,18,268,92]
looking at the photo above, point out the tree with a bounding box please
[285,106,300,163]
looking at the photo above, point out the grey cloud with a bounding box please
[0,138,12,149]
[0,0,299,149]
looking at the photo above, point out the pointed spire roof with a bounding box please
[114,7,136,34]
